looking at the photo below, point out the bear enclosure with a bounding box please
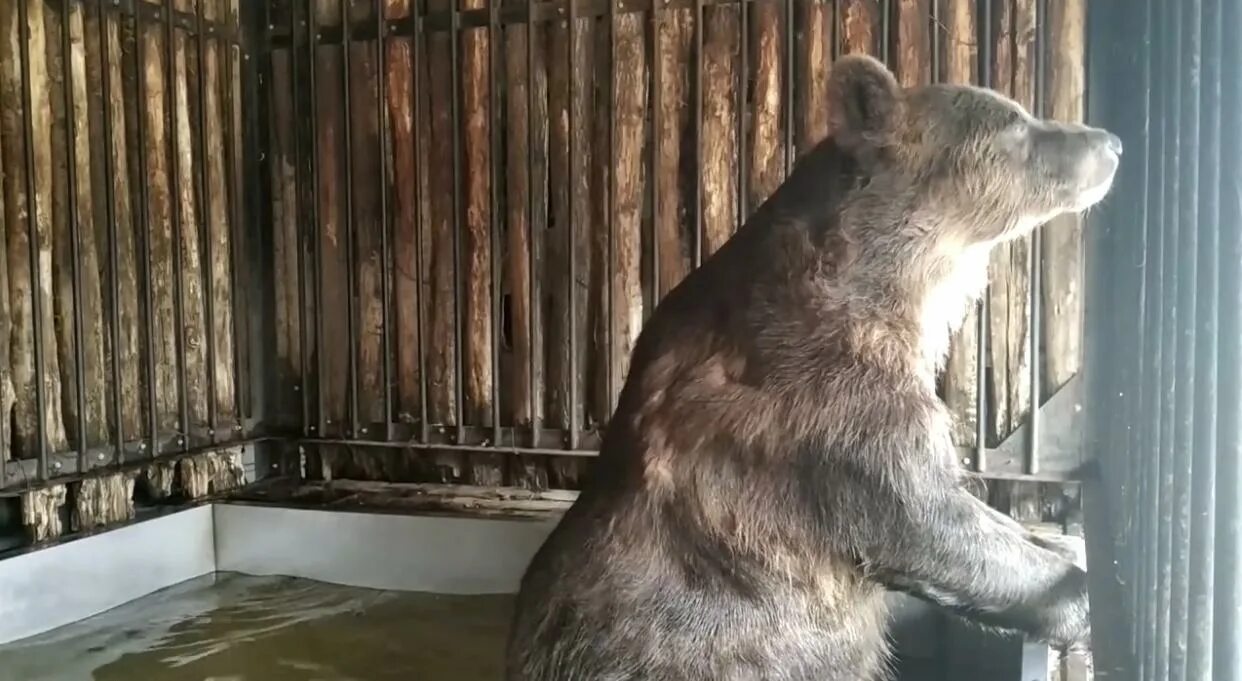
[0,0,1093,553]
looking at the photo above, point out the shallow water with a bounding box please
[0,572,513,681]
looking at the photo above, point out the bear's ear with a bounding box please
[827,55,901,158]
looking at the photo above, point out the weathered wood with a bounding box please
[654,8,692,298]
[700,5,736,255]
[839,0,878,55]
[21,484,66,542]
[460,0,504,486]
[1,0,70,457]
[748,0,783,208]
[171,0,210,430]
[204,0,236,420]
[423,0,464,480]
[45,1,109,449]
[224,0,246,416]
[72,471,137,532]
[138,16,180,434]
[894,0,930,87]
[795,0,830,157]
[939,0,978,448]
[502,7,549,489]
[270,48,300,418]
[0,138,9,461]
[1042,0,1085,395]
[544,13,593,487]
[178,446,245,498]
[384,0,424,428]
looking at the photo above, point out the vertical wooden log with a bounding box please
[385,0,424,428]
[939,0,977,448]
[545,13,593,486]
[423,0,463,480]
[315,0,351,432]
[46,1,110,448]
[795,0,830,157]
[654,8,692,298]
[171,0,210,430]
[589,27,610,428]
[839,0,878,55]
[1,0,70,457]
[205,0,236,419]
[0,138,9,460]
[503,6,549,488]
[269,46,299,418]
[748,0,783,207]
[701,5,736,255]
[461,0,503,486]
[1043,0,1085,394]
[137,10,180,434]
[92,7,143,439]
[894,0,930,87]
[346,1,386,428]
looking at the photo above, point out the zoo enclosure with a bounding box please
[0,1,1089,562]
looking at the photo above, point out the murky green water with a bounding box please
[0,572,513,681]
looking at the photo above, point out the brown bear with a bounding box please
[506,54,1120,681]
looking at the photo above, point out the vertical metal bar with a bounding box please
[308,0,327,437]
[605,0,617,413]
[1026,0,1046,476]
[97,0,126,462]
[16,0,48,478]
[737,0,748,222]
[781,0,792,174]
[340,0,360,437]
[1214,2,1242,676]
[650,0,662,304]
[972,0,991,471]
[193,0,218,434]
[375,0,395,436]
[692,0,703,267]
[1169,2,1203,678]
[566,0,580,450]
[1186,1,1222,678]
[412,0,431,444]
[929,0,940,83]
[449,0,466,445]
[525,0,541,446]
[164,0,191,449]
[291,0,311,438]
[132,0,159,456]
[225,0,248,428]
[60,0,88,472]
[488,0,502,446]
[879,0,890,63]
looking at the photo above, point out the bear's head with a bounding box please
[827,54,1120,247]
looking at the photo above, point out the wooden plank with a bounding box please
[224,0,245,417]
[700,4,736,254]
[1,0,71,457]
[204,0,236,420]
[748,0,783,207]
[1042,0,1086,394]
[939,0,978,448]
[654,7,692,298]
[269,48,299,418]
[423,0,464,480]
[0,111,9,461]
[795,0,830,157]
[502,3,549,488]
[894,0,930,87]
[171,0,210,430]
[839,0,878,55]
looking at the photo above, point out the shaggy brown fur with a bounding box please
[507,55,1120,681]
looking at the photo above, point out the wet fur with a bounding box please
[507,56,1115,681]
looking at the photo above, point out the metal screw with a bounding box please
[360,427,368,434]
[293,385,301,392]
[97,452,106,462]
[309,426,317,433]
[207,429,215,436]
[177,437,185,446]
[139,442,148,451]
[51,461,62,472]
[961,458,972,466]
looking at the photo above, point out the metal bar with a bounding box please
[605,0,616,412]
[97,0,126,463]
[973,0,991,471]
[298,436,599,459]
[376,0,396,438]
[290,0,311,438]
[224,1,247,427]
[16,0,49,479]
[692,0,703,267]
[1186,0,1222,677]
[929,0,940,83]
[164,0,191,450]
[412,0,431,445]
[566,0,580,450]
[781,0,792,173]
[736,0,747,220]
[879,0,890,63]
[193,0,217,434]
[307,3,327,438]
[61,0,89,474]
[650,0,662,306]
[450,0,467,446]
[131,0,159,457]
[488,0,504,448]
[340,0,361,437]
[526,0,541,446]
[1025,0,1046,477]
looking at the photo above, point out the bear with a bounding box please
[506,54,1120,681]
